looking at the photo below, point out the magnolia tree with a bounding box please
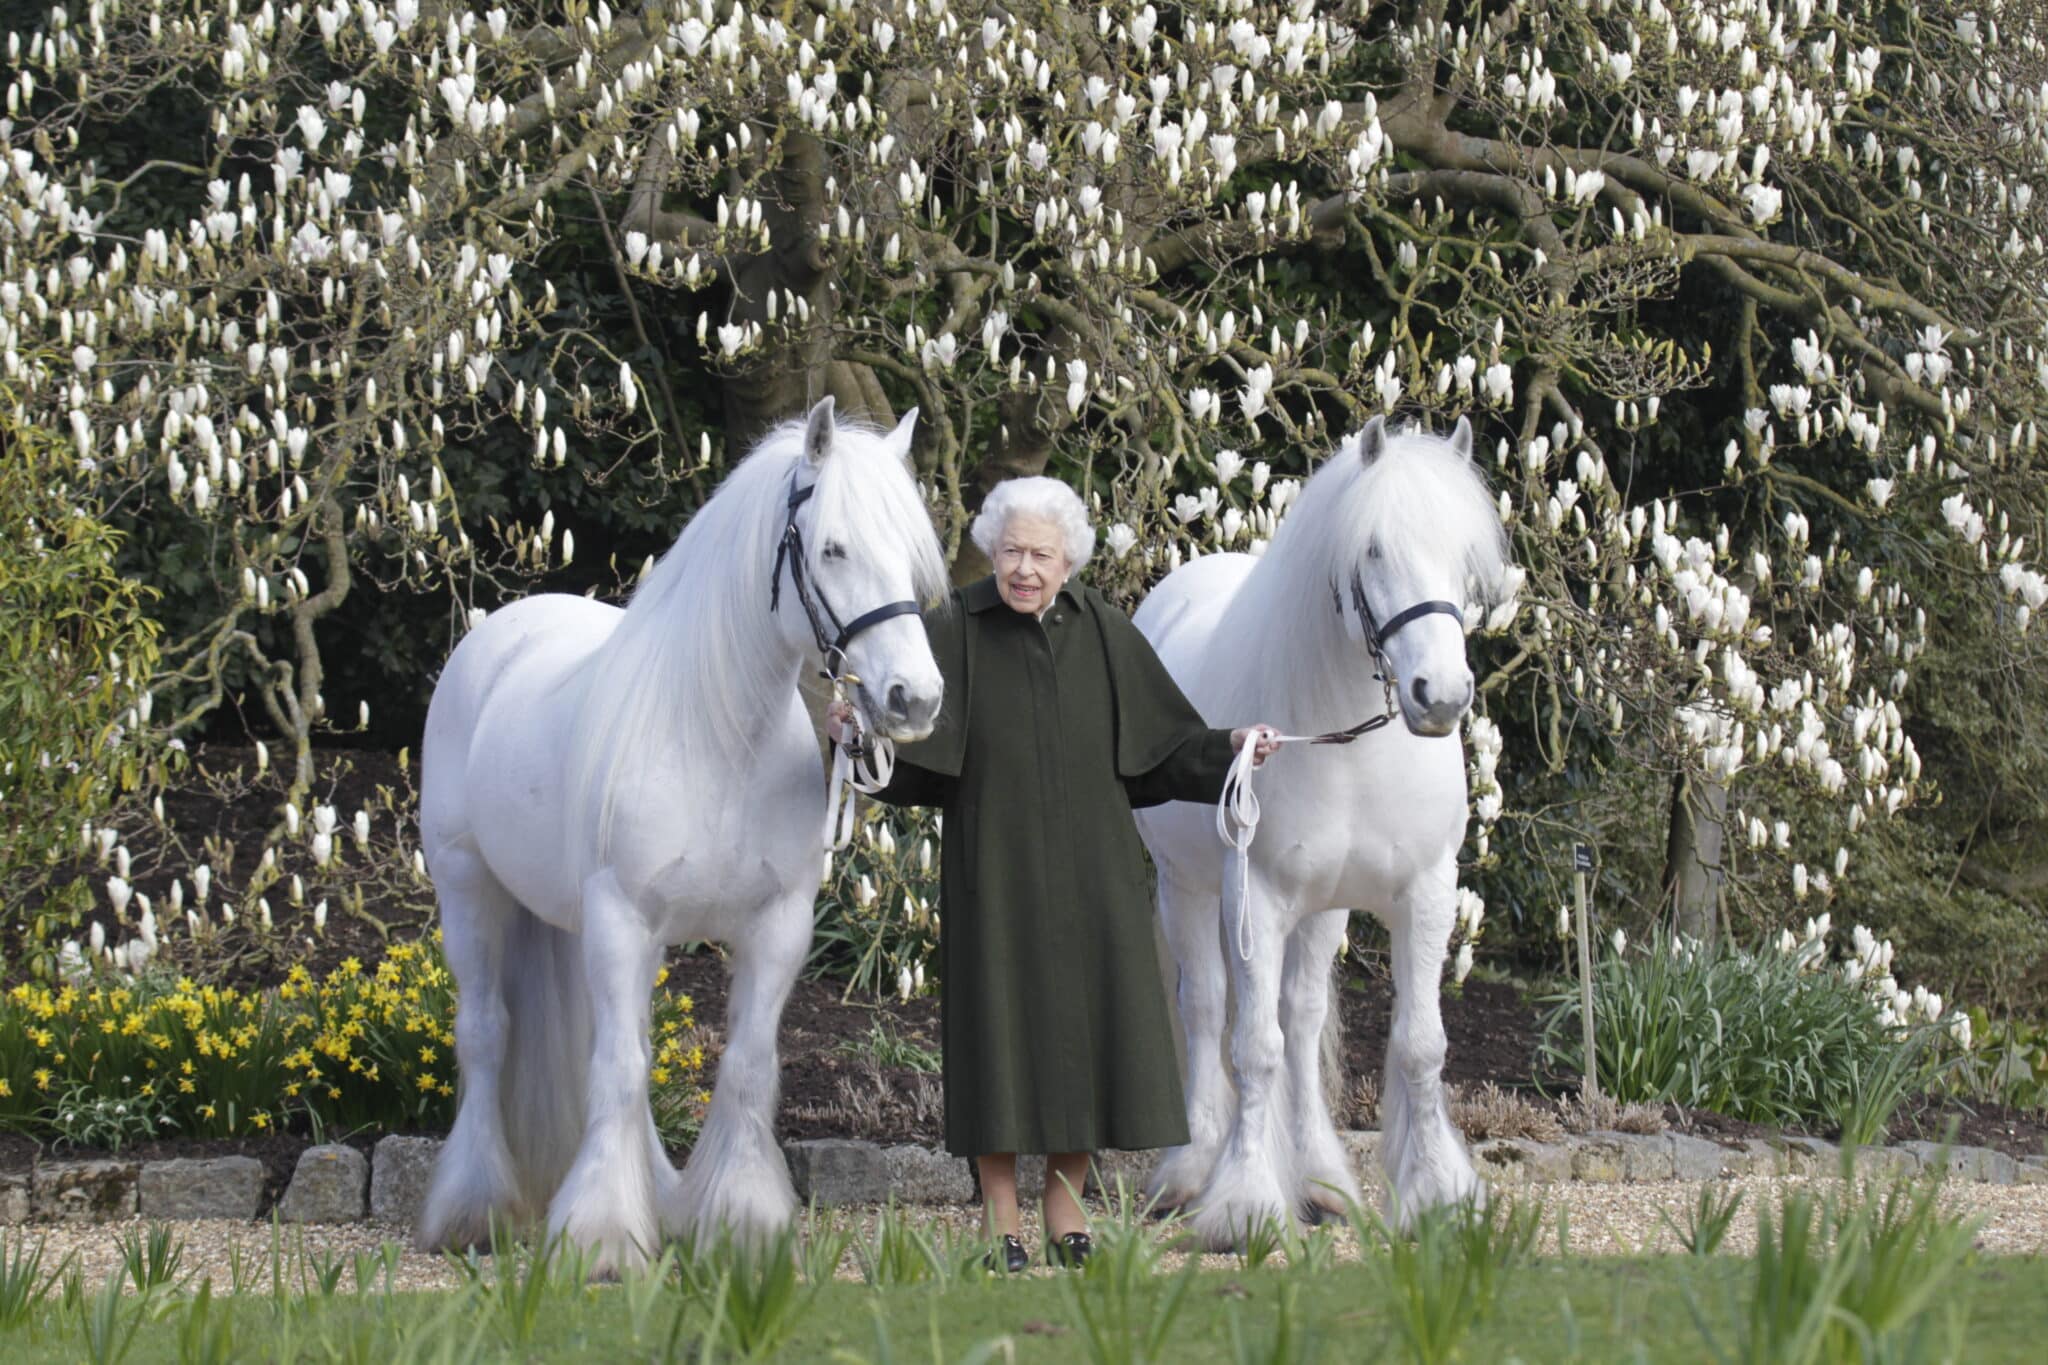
[3,0,2046,988]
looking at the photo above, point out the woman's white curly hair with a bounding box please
[970,476,1096,570]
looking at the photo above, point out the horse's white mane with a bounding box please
[1209,421,1508,727]
[563,417,947,870]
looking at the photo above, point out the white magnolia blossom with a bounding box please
[1,0,2040,981]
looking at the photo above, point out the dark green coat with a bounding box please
[875,575,1238,1156]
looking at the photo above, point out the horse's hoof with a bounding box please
[1298,1177,1361,1225]
[1186,1196,1296,1254]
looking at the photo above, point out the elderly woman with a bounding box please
[830,476,1276,1270]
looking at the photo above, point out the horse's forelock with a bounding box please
[1334,422,1507,598]
[799,421,948,604]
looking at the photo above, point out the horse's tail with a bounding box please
[1322,950,1347,1117]
[415,896,591,1251]
[497,906,592,1209]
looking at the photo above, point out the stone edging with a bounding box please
[3,1131,2042,1227]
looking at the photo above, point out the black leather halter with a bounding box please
[1346,568,1464,657]
[1312,569,1465,743]
[770,476,922,683]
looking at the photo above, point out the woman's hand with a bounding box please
[826,700,855,746]
[1231,725,1282,767]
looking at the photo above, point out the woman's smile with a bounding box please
[993,513,1070,615]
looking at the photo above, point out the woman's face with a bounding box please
[993,513,1072,615]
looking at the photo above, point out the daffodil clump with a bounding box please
[273,940,458,1133]
[0,935,707,1146]
[649,965,711,1148]
[0,975,294,1139]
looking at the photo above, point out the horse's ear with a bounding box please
[1449,414,1474,462]
[802,395,837,466]
[1357,415,1387,465]
[887,406,920,471]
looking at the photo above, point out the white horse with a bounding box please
[415,398,947,1274]
[1133,415,1507,1248]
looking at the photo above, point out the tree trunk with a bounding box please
[946,384,1069,583]
[1663,772,1728,943]
[717,133,890,448]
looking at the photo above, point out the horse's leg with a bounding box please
[547,871,662,1277]
[1280,908,1360,1220]
[642,1109,686,1226]
[665,886,807,1246]
[1146,872,1233,1212]
[1186,856,1295,1251]
[415,846,524,1250]
[1380,856,1484,1228]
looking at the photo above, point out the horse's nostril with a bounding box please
[1411,678,1429,707]
[887,682,910,716]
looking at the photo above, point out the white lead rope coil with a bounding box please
[1216,726,1319,962]
[823,708,895,882]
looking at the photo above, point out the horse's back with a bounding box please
[1131,553,1258,692]
[422,594,621,861]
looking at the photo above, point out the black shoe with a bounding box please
[984,1234,1028,1273]
[1048,1232,1092,1269]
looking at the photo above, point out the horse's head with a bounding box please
[778,397,947,740]
[1339,415,1507,738]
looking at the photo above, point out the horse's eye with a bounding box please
[821,542,848,561]
[1366,544,1383,560]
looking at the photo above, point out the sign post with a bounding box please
[1573,842,1599,1103]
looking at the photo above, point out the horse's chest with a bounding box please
[623,762,815,902]
[1266,768,1463,907]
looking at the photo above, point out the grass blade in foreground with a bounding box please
[1349,1195,1538,1365]
[1689,1174,1981,1364]
[1660,1185,1746,1257]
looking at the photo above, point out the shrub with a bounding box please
[0,397,161,946]
[1446,1082,1566,1144]
[1946,1012,2048,1113]
[809,805,941,1002]
[1537,924,1963,1135]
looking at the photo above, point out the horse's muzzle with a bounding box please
[867,680,941,741]
[1402,672,1473,737]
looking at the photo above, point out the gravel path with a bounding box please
[9,1177,2048,1294]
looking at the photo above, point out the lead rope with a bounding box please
[821,678,896,883]
[1216,728,1313,962]
[1216,672,1401,961]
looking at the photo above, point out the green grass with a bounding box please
[0,1256,2041,1363]
[0,1174,2038,1362]
[833,1019,945,1075]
